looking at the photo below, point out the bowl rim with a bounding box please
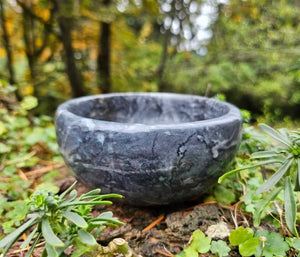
[55,92,242,132]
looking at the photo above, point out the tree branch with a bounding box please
[16,0,61,40]
[0,0,16,85]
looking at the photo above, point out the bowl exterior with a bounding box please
[55,93,242,205]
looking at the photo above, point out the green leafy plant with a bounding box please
[0,181,124,257]
[229,227,260,257]
[228,227,290,257]
[174,226,294,257]
[286,237,300,251]
[211,121,271,206]
[255,230,289,257]
[210,240,231,257]
[238,125,271,155]
[219,124,300,236]
[0,84,62,231]
[175,230,211,257]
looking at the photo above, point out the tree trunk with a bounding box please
[157,30,170,92]
[97,0,111,94]
[0,0,16,85]
[18,0,54,96]
[57,15,85,97]
[21,0,40,96]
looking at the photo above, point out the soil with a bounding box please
[56,176,267,257]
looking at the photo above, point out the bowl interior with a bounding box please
[67,94,230,125]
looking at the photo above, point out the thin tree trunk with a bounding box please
[157,30,170,92]
[97,0,111,94]
[21,0,40,94]
[22,8,37,85]
[0,0,16,85]
[57,15,85,97]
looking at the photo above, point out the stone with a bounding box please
[55,93,242,205]
[205,221,231,239]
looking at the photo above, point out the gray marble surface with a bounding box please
[55,93,243,205]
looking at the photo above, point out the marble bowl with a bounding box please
[55,93,242,205]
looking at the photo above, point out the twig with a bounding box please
[142,215,164,232]
[242,213,250,227]
[230,200,244,229]
[18,169,29,181]
[230,210,238,230]
[273,200,283,227]
[218,202,252,218]
[155,249,174,257]
[266,210,281,227]
[11,241,45,254]
[2,151,36,167]
[25,163,64,177]
[204,83,212,97]
[185,200,217,211]
[0,177,11,182]
[21,233,32,257]
[260,165,267,181]
[272,201,292,236]
[38,160,60,165]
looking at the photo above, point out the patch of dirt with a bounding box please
[56,177,266,257]
[5,173,277,257]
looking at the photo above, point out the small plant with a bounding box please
[0,181,126,257]
[229,227,290,257]
[255,230,289,257]
[0,83,62,231]
[219,124,300,236]
[175,227,295,257]
[229,227,260,257]
[210,240,231,257]
[175,230,211,257]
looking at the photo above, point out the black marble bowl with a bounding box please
[55,93,242,205]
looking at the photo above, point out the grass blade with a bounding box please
[61,189,78,205]
[71,246,90,257]
[24,232,42,257]
[284,176,299,237]
[258,124,292,148]
[20,226,38,249]
[59,200,112,208]
[251,150,280,159]
[80,189,102,200]
[91,212,123,225]
[91,218,123,225]
[218,159,282,183]
[256,158,293,194]
[253,187,282,226]
[0,217,37,249]
[298,159,300,189]
[94,226,106,238]
[295,172,300,191]
[295,159,300,191]
[59,181,77,200]
[98,194,123,200]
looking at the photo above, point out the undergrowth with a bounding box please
[0,80,139,256]
[0,81,62,234]
[1,79,300,256]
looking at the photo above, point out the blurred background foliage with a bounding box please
[0,0,299,123]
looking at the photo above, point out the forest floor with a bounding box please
[59,177,242,257]
[7,166,277,257]
[56,175,276,257]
